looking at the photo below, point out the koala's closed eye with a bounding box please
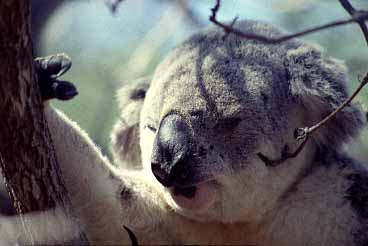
[145,124,157,133]
[214,117,242,132]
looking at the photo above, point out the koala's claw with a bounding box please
[35,54,77,101]
[35,53,72,78]
[51,81,78,101]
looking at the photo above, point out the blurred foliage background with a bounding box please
[32,0,368,161]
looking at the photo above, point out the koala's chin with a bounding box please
[160,184,220,224]
[166,181,216,210]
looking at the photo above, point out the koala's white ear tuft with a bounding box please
[110,77,150,169]
[286,45,365,148]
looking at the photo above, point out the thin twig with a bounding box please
[308,73,368,134]
[338,0,368,44]
[257,135,309,167]
[339,0,355,15]
[258,73,368,167]
[209,0,368,45]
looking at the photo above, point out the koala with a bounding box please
[15,20,368,245]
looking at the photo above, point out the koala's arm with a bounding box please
[37,55,176,244]
[45,103,178,244]
[44,103,125,242]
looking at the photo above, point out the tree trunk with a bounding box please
[0,0,88,244]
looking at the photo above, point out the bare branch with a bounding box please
[258,73,368,167]
[339,0,368,44]
[308,73,368,135]
[209,0,368,45]
[339,0,355,15]
[257,135,309,167]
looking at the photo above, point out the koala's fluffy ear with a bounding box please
[286,45,365,148]
[110,77,150,170]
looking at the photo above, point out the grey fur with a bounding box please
[345,163,368,245]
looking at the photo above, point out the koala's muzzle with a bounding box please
[151,113,192,187]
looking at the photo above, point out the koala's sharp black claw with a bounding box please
[35,53,72,78]
[123,225,138,246]
[52,81,78,101]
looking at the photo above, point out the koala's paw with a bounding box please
[34,53,78,101]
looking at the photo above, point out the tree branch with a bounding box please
[258,73,368,167]
[339,0,368,44]
[309,73,368,135]
[209,0,368,45]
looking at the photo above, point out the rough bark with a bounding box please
[0,0,88,244]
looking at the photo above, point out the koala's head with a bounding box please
[117,20,365,223]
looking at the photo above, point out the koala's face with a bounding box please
[138,22,363,223]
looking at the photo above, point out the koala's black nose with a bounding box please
[151,113,191,187]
